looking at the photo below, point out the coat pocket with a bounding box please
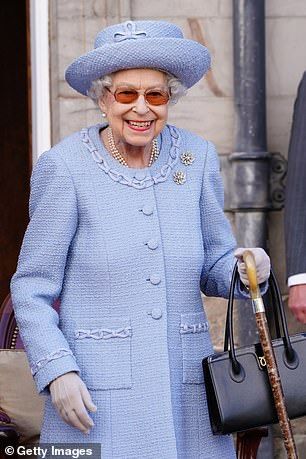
[180,311,212,384]
[73,316,132,390]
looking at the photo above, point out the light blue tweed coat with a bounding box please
[11,123,251,458]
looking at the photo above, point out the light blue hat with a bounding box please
[65,20,211,96]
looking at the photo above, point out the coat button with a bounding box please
[149,274,161,285]
[147,238,159,250]
[142,204,154,216]
[148,308,163,320]
[134,170,147,181]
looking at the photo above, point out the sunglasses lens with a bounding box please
[113,88,169,105]
[115,89,138,104]
[146,91,169,105]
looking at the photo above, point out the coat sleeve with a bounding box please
[199,141,267,298]
[10,151,81,395]
[284,72,306,279]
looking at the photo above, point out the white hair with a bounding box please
[87,70,187,106]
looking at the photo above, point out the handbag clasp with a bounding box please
[258,355,267,368]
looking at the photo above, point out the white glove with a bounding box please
[234,247,270,286]
[49,371,97,435]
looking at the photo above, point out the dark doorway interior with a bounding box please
[0,0,31,305]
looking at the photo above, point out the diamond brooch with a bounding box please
[173,171,186,185]
[173,152,194,184]
[180,152,195,166]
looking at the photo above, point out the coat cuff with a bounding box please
[288,273,306,287]
[32,351,81,395]
[235,278,269,299]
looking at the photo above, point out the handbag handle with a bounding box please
[224,262,297,375]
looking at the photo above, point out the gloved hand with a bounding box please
[49,371,97,435]
[234,247,270,286]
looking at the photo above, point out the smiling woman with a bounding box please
[87,68,187,168]
[10,19,270,459]
[97,69,170,168]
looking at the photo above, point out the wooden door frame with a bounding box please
[29,0,51,164]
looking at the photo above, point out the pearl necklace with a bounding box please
[107,127,159,168]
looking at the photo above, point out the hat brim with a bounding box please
[65,37,211,95]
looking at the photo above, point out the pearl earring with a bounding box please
[102,112,107,118]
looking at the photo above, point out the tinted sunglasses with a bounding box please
[105,86,170,106]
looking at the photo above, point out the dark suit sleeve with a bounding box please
[285,72,306,279]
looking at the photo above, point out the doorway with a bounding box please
[0,0,31,305]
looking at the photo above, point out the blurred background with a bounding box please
[1,1,306,457]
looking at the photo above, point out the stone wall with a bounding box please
[49,1,306,456]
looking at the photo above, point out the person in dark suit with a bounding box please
[285,71,306,324]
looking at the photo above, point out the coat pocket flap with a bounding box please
[180,311,212,384]
[180,312,209,335]
[73,316,132,390]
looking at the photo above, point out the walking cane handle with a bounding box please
[242,250,261,299]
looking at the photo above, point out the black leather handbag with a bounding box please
[202,263,306,435]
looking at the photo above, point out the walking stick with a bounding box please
[243,250,298,459]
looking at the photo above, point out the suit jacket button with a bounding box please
[148,308,163,320]
[142,205,154,216]
[149,274,161,285]
[147,238,159,250]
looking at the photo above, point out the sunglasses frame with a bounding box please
[105,86,170,106]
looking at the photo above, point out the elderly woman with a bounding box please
[10,20,270,458]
